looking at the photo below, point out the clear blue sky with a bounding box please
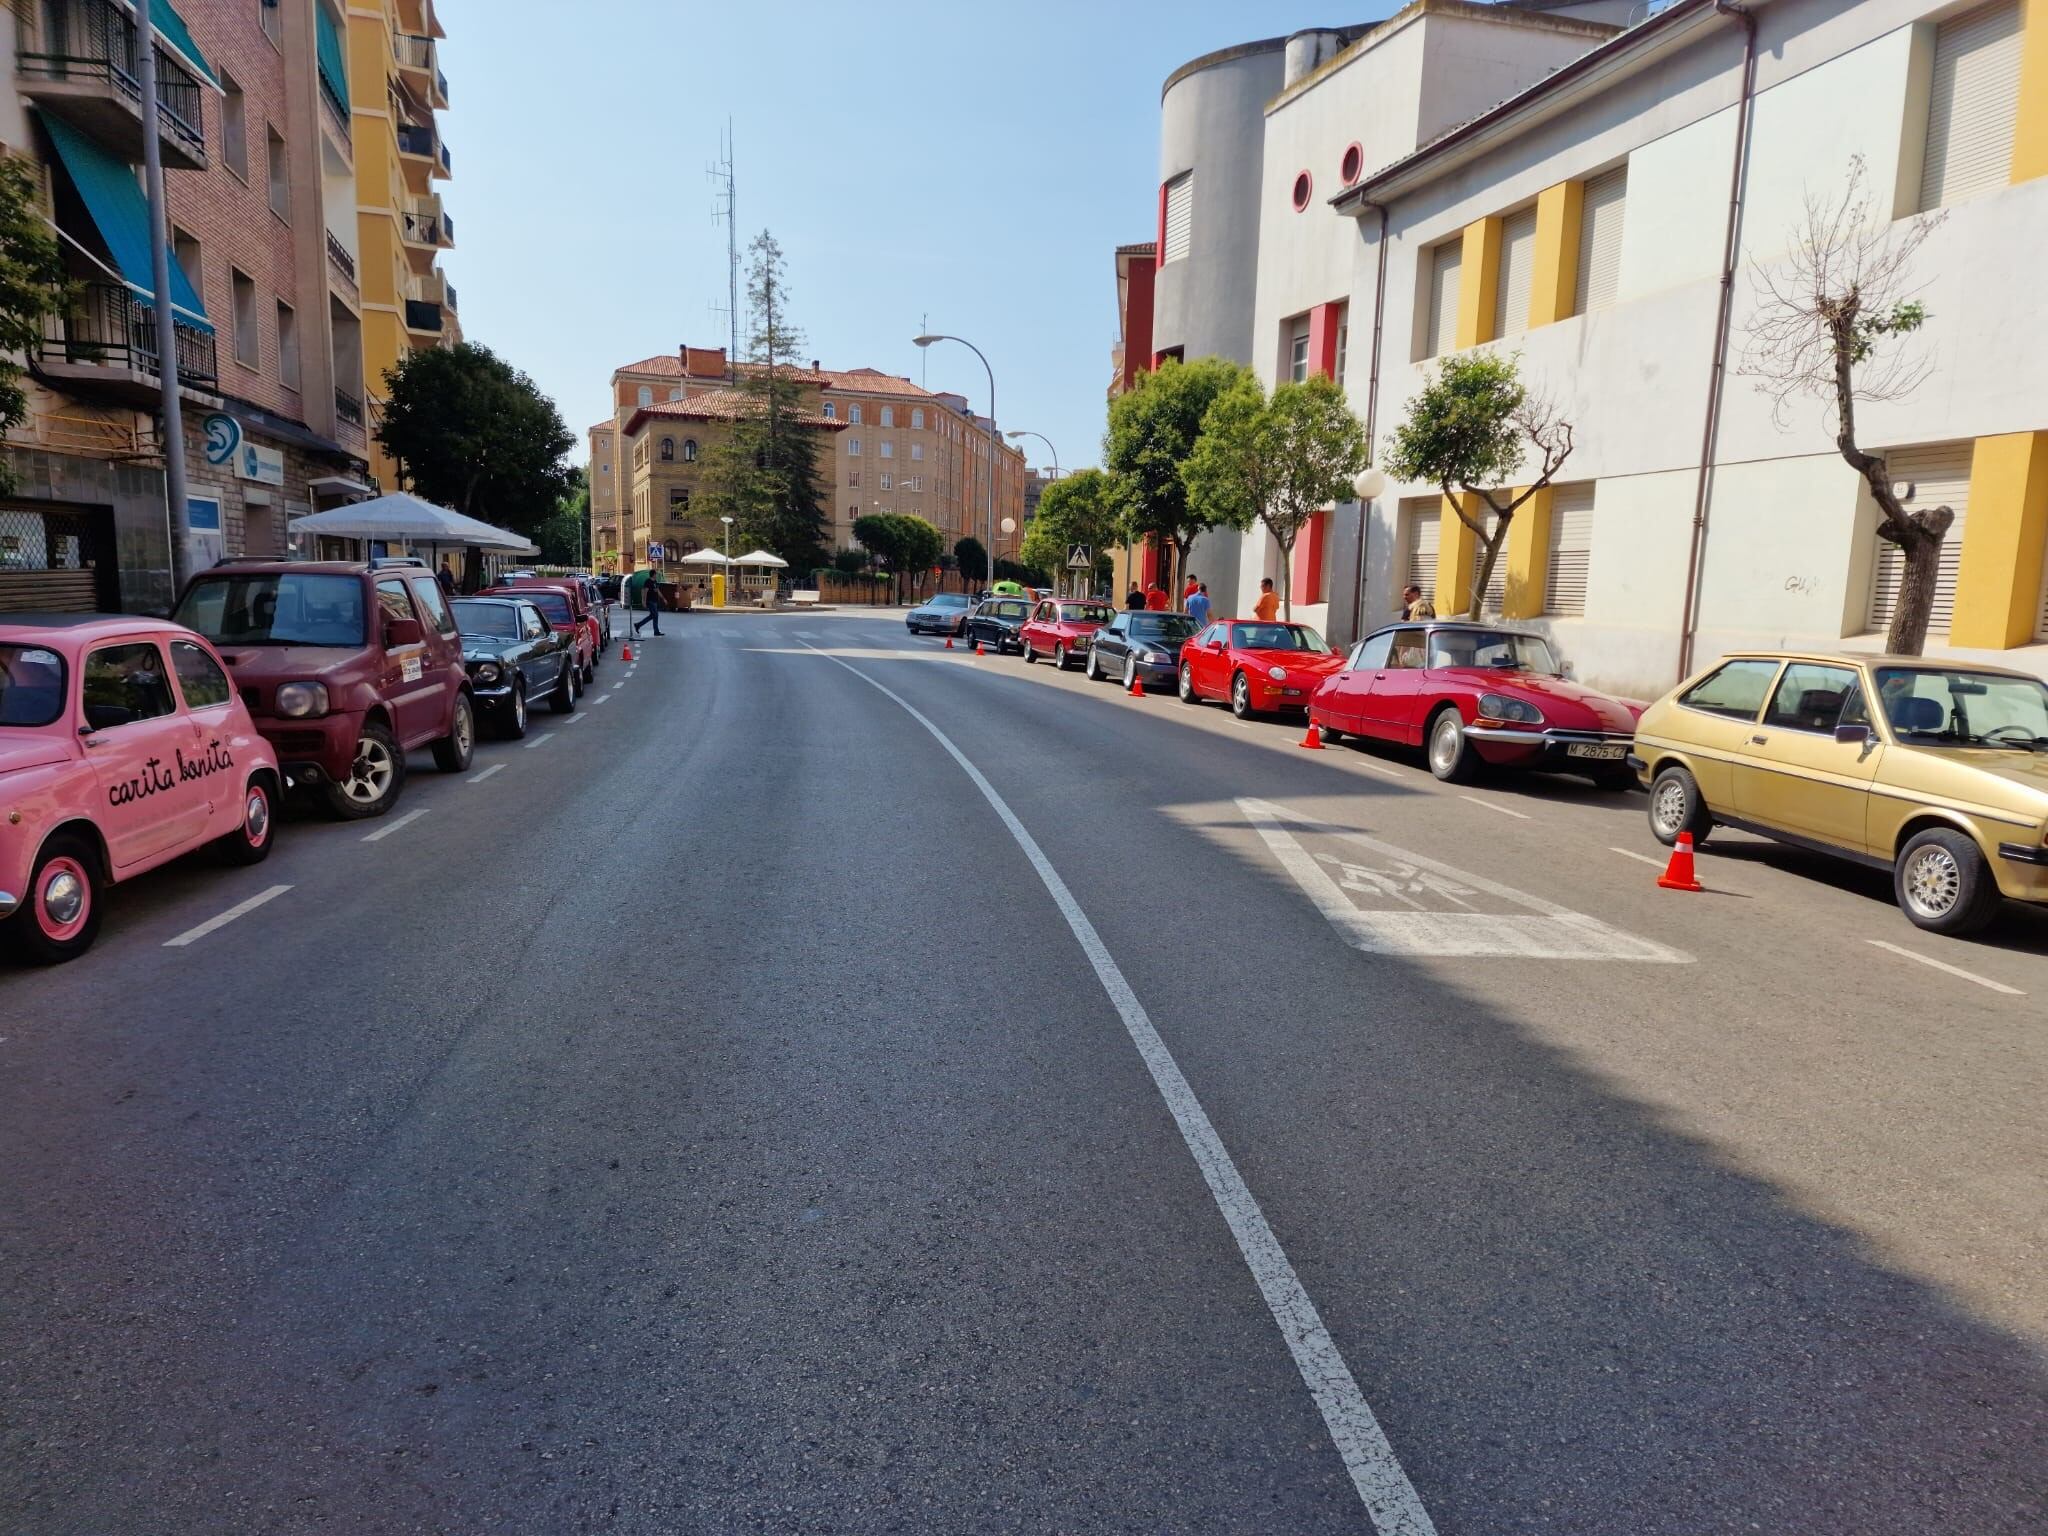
[437,1,1396,476]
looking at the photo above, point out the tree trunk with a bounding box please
[1273,527,1295,619]
[1470,524,1509,618]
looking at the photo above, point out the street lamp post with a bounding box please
[720,515,734,607]
[913,334,996,592]
[1351,467,1388,645]
[1004,429,1059,478]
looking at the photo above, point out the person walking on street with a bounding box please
[1400,584,1436,621]
[1187,583,1212,627]
[634,569,666,636]
[1253,577,1280,622]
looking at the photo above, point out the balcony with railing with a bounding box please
[325,230,358,292]
[399,196,453,256]
[18,0,208,170]
[39,279,218,398]
[334,388,365,444]
[403,298,442,336]
[396,121,436,161]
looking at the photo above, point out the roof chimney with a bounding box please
[811,358,820,371]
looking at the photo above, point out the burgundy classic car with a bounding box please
[1019,599,1117,669]
[1309,621,1641,786]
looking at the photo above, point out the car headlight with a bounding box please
[472,661,503,684]
[1137,649,1164,663]
[1477,692,1543,725]
[274,681,329,718]
[1267,665,1289,681]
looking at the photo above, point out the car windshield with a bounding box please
[1874,666,2048,748]
[452,601,520,639]
[1129,614,1198,640]
[1059,604,1113,623]
[1232,623,1326,652]
[1427,629,1559,674]
[0,642,67,726]
[174,572,367,647]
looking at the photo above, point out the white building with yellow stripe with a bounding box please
[1216,0,2048,700]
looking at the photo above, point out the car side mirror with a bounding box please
[1561,661,1575,678]
[386,617,424,648]
[1834,723,1871,745]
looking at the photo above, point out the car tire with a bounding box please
[1054,643,1069,670]
[1124,656,1140,693]
[4,831,104,964]
[1426,705,1478,783]
[322,720,405,820]
[1230,670,1256,720]
[1320,718,1345,745]
[216,773,277,866]
[432,693,476,773]
[500,679,529,740]
[1086,649,1103,682]
[552,661,579,714]
[1894,827,2003,936]
[1647,764,1713,847]
[1021,638,1036,663]
[1178,663,1198,704]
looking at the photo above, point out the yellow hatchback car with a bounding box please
[1632,652,2048,935]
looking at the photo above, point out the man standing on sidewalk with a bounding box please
[1187,583,1212,628]
[1253,577,1280,622]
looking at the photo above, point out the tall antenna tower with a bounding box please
[709,121,739,366]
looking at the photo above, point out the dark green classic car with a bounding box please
[449,597,579,739]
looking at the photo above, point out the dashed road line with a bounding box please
[467,763,505,784]
[360,808,429,843]
[597,692,615,704]
[1866,938,2023,995]
[566,712,590,724]
[1352,759,1409,780]
[1608,845,1665,868]
[163,884,292,948]
[524,731,557,750]
[1459,795,1531,820]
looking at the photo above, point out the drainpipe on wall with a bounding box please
[1675,1,1760,682]
[1351,201,1391,643]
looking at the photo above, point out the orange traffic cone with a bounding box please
[944,635,954,649]
[1657,832,1704,892]
[1127,670,1144,697]
[1297,721,1324,749]
[975,641,985,656]
[621,642,634,662]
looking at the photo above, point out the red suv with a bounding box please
[173,559,476,819]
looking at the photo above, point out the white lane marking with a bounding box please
[524,731,556,750]
[1459,795,1530,820]
[1608,845,1665,868]
[795,629,818,638]
[361,807,429,843]
[1242,797,1689,963]
[163,884,292,948]
[597,693,615,704]
[467,763,505,784]
[1353,760,1408,781]
[1866,938,2024,996]
[797,642,1435,1535]
[718,627,741,638]
[565,712,590,725]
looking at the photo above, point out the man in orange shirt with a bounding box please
[1253,577,1280,622]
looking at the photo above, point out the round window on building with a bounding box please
[1340,143,1363,186]
[1292,171,1312,212]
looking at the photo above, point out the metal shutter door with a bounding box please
[1574,166,1627,315]
[1493,206,1538,339]
[1405,500,1439,596]
[1162,173,1193,263]
[1427,241,1462,357]
[1919,0,2022,212]
[1868,443,1971,637]
[1544,483,1595,618]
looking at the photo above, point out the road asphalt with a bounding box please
[3,606,2043,1534]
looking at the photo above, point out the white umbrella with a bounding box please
[289,491,532,551]
[731,549,789,567]
[678,548,730,565]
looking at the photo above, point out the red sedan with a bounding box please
[1019,599,1116,670]
[1309,621,1640,786]
[1177,619,1345,719]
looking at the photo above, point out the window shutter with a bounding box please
[1919,0,2022,212]
[1404,498,1440,597]
[1162,173,1193,263]
[1574,166,1626,315]
[1868,443,1971,638]
[1544,483,1596,618]
[1426,241,1462,357]
[1493,206,1538,340]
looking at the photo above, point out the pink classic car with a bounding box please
[0,615,280,963]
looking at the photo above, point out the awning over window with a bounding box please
[129,0,219,87]
[315,2,349,116]
[41,112,211,331]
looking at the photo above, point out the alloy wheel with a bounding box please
[1651,780,1689,838]
[1232,674,1250,717]
[1903,845,1961,918]
[344,737,396,804]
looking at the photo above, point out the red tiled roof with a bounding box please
[816,367,935,399]
[622,390,850,437]
[588,420,614,436]
[616,353,683,378]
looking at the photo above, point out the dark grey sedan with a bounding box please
[961,597,1033,654]
[450,597,576,738]
[1084,610,1200,691]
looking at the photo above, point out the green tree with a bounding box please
[533,466,588,565]
[1740,157,1947,654]
[703,232,830,571]
[1184,373,1369,619]
[375,341,574,535]
[1381,351,1573,618]
[0,156,68,495]
[954,535,989,584]
[1103,356,1252,594]
[1019,469,1120,593]
[894,514,944,597]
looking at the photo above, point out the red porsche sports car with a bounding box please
[1176,619,1346,719]
[1309,621,1640,785]
[1019,599,1117,670]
